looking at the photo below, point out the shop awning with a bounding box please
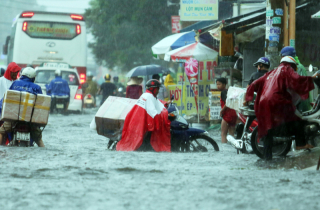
[221,2,312,34]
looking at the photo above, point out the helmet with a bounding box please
[280,56,298,70]
[146,79,161,89]
[21,67,36,79]
[55,69,62,76]
[280,46,296,57]
[113,76,119,82]
[104,73,111,81]
[253,57,270,68]
[87,71,93,77]
[280,56,297,65]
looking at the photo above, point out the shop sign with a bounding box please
[180,0,219,21]
[171,16,181,33]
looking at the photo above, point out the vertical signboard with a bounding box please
[171,16,181,33]
[180,0,219,21]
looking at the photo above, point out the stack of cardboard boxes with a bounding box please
[95,96,137,140]
[1,90,51,125]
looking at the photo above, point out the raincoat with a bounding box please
[0,62,21,100]
[116,90,171,152]
[295,56,313,112]
[164,74,175,100]
[245,62,314,139]
[46,76,70,97]
[164,74,175,88]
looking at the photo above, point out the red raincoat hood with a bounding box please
[4,62,21,81]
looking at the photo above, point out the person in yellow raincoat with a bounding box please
[164,74,175,101]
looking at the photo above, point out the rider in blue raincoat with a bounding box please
[0,67,45,146]
[46,69,70,112]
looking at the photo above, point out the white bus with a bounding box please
[4,11,87,84]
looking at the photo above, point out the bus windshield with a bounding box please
[24,21,79,40]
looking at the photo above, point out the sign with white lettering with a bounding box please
[180,0,219,21]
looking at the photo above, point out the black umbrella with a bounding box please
[126,65,169,77]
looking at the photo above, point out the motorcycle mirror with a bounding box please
[171,94,174,100]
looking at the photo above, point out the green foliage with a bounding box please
[85,0,177,71]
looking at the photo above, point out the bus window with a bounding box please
[24,22,80,40]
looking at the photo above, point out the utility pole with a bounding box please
[283,1,289,46]
[265,0,285,70]
[237,0,241,16]
[289,0,296,48]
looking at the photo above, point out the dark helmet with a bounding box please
[280,46,296,57]
[146,79,161,89]
[104,73,111,81]
[253,57,270,68]
[114,76,119,82]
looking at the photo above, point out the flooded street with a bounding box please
[0,110,320,210]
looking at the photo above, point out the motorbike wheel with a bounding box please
[251,127,291,159]
[235,123,244,139]
[188,134,219,152]
[310,135,320,147]
[18,141,29,147]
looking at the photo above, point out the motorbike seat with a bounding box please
[239,106,256,116]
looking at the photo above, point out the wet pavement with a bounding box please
[0,109,319,210]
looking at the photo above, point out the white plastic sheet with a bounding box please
[226,86,247,112]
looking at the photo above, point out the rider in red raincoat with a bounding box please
[245,56,320,160]
[116,79,171,152]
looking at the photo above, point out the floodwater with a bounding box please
[0,109,319,210]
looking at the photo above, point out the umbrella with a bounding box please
[312,10,320,18]
[126,65,169,77]
[151,31,196,59]
[164,42,218,62]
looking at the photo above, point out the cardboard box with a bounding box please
[95,96,137,139]
[31,94,51,125]
[1,90,36,122]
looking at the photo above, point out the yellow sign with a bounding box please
[180,0,219,21]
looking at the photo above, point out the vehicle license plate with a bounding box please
[56,104,64,108]
[16,132,30,141]
[86,99,93,103]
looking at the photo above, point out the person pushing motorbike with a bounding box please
[0,67,45,147]
[245,55,320,160]
[46,69,70,113]
[116,79,171,152]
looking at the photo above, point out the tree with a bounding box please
[85,0,177,71]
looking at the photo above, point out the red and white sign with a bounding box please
[171,16,181,34]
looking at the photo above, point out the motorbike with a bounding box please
[1,121,43,147]
[227,104,258,154]
[51,95,69,113]
[84,94,95,108]
[108,96,219,152]
[116,87,125,97]
[228,70,320,159]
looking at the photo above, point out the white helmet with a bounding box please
[280,56,297,65]
[55,69,62,76]
[21,67,36,79]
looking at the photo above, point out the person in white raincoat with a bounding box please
[0,62,21,100]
